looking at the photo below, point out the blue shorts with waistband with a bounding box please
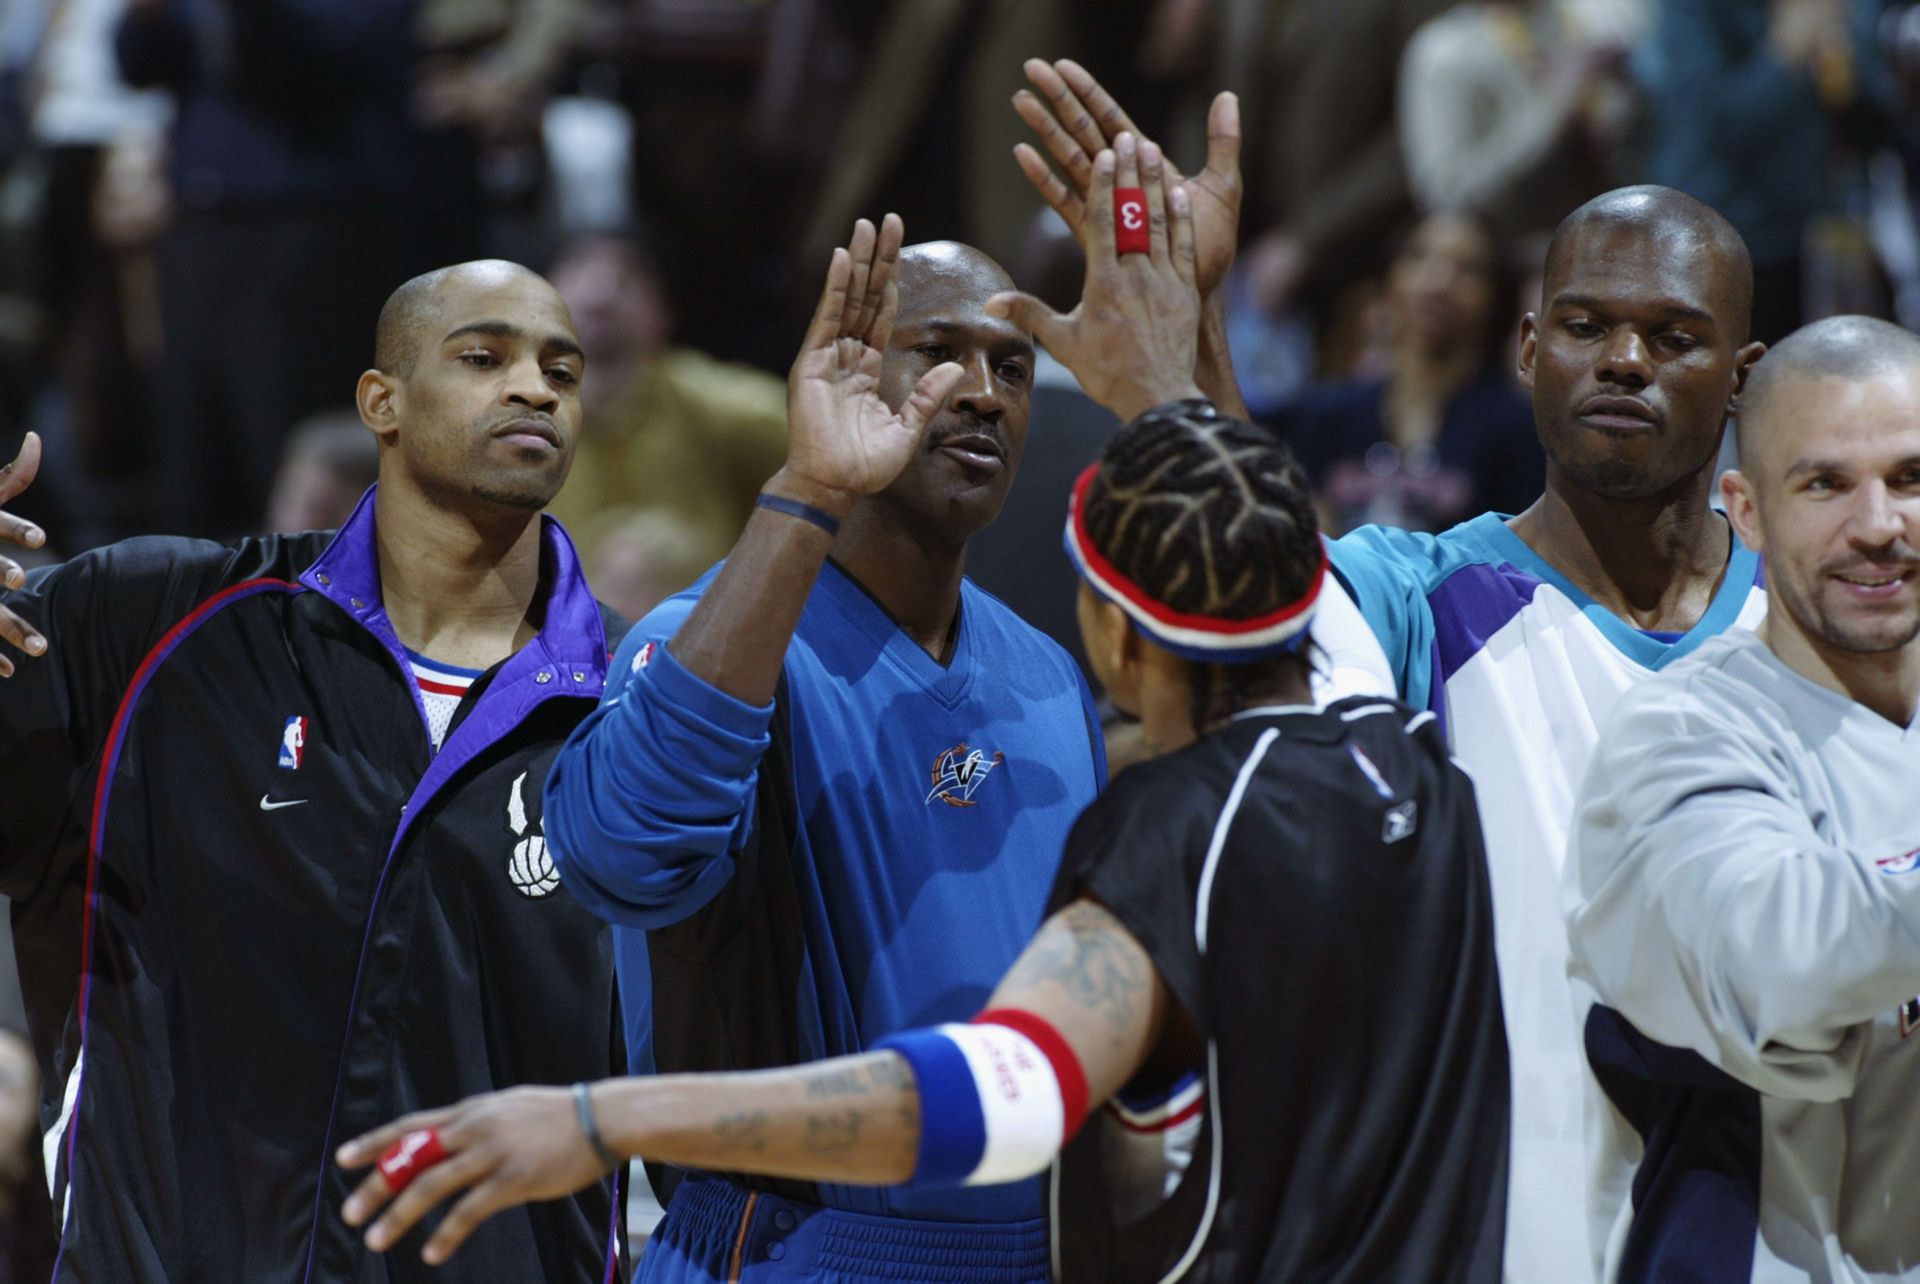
[636,1173,1051,1283]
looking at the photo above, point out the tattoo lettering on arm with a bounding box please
[804,1068,871,1099]
[712,1110,769,1155]
[803,1111,864,1155]
[1004,901,1152,1032]
[867,1056,912,1092]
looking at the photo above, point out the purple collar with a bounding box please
[297,484,610,684]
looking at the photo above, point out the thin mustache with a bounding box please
[928,419,1008,454]
[1824,554,1920,576]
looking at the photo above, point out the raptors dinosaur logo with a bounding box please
[925,743,1006,808]
[505,770,560,898]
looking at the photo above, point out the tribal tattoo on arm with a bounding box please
[987,898,1168,1108]
[1002,900,1154,1030]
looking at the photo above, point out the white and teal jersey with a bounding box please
[1328,512,1768,1284]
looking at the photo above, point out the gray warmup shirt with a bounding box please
[1565,629,1920,1283]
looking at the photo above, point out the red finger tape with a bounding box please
[1113,187,1150,255]
[376,1128,449,1194]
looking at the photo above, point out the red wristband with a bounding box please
[1113,188,1150,255]
[376,1127,449,1195]
[974,1008,1092,1143]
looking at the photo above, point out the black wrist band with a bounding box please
[756,492,841,537]
[573,1082,621,1172]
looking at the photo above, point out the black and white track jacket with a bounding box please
[0,492,627,1282]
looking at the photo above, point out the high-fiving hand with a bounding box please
[774,214,964,516]
[0,433,49,678]
[1013,60,1244,295]
[337,1086,606,1266]
[987,133,1205,423]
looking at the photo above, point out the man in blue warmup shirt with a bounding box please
[543,216,1106,1280]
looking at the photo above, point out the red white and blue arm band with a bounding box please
[875,1009,1091,1186]
[1062,458,1327,664]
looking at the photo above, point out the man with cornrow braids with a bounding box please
[338,130,1509,1284]
[1010,62,1771,1283]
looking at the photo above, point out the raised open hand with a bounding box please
[987,134,1204,423]
[0,433,49,678]
[776,215,964,514]
[1013,60,1243,296]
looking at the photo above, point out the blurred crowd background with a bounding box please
[6,0,1920,597]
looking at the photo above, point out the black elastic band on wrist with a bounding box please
[756,492,841,537]
[573,1082,621,1172]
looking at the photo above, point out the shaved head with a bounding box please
[1739,315,1920,472]
[374,260,555,375]
[1544,186,1753,344]
[896,241,1016,319]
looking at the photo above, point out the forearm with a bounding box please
[598,1053,919,1186]
[668,470,846,706]
[1194,288,1248,420]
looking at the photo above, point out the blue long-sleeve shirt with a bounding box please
[546,562,1106,1222]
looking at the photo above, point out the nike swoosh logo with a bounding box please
[259,795,309,811]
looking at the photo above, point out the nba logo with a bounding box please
[1879,848,1920,876]
[278,716,307,770]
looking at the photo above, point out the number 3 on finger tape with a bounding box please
[1114,188,1150,255]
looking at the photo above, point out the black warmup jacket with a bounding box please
[0,494,628,1282]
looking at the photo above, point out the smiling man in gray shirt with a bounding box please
[1565,314,1920,1283]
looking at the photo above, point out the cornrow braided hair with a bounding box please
[1080,400,1322,727]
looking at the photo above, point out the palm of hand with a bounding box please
[787,338,920,497]
[1182,169,1241,295]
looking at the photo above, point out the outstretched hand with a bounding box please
[988,134,1204,423]
[338,1087,608,1266]
[776,214,965,514]
[0,433,49,678]
[1013,60,1243,295]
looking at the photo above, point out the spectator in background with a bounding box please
[417,0,583,138]
[1283,212,1543,535]
[262,411,381,534]
[1400,0,1632,240]
[1225,0,1454,340]
[10,0,171,548]
[116,0,443,537]
[1639,0,1894,343]
[544,231,787,590]
[582,509,709,625]
[413,0,585,259]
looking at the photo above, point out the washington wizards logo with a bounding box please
[926,743,1005,808]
